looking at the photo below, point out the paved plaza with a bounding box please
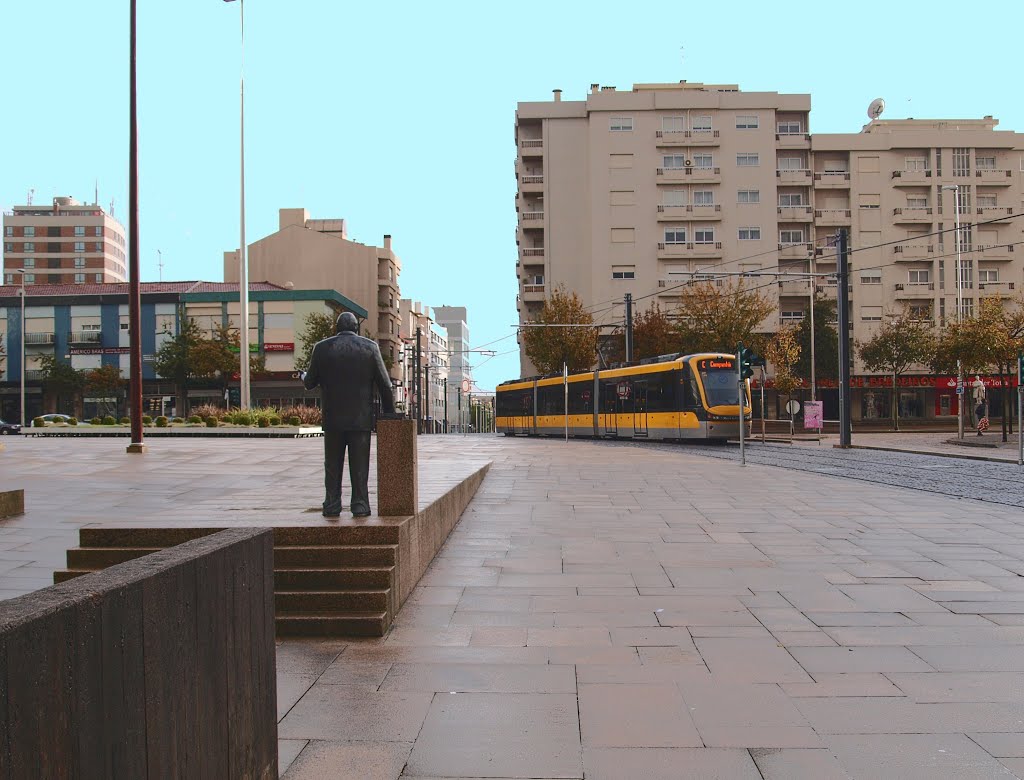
[7,435,1024,777]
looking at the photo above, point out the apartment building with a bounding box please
[3,197,127,286]
[224,208,404,384]
[397,300,449,431]
[514,82,1024,421]
[0,281,363,420]
[432,305,473,425]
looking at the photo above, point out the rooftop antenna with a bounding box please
[94,179,99,206]
[26,188,34,206]
[157,249,163,282]
[867,98,886,121]
[109,198,115,217]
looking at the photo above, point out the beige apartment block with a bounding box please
[224,208,403,381]
[398,300,449,431]
[3,197,127,286]
[515,83,1024,406]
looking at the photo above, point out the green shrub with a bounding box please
[118,416,130,424]
[90,416,102,425]
[68,417,78,426]
[172,417,184,423]
[142,415,152,425]
[205,416,219,428]
[155,416,169,428]
[257,416,270,428]
[193,403,228,422]
[269,415,281,426]
[280,405,322,426]
[288,415,301,426]
[32,417,45,427]
[233,411,252,426]
[187,415,202,424]
[102,415,117,425]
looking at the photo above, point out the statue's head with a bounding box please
[336,312,359,334]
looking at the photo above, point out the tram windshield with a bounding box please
[695,357,743,407]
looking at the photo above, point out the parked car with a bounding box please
[0,419,21,435]
[37,414,72,425]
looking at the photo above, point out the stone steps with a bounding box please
[55,531,402,636]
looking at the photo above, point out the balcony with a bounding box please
[377,274,399,291]
[979,281,1017,292]
[655,129,720,146]
[975,169,1013,184]
[519,174,544,193]
[656,167,721,184]
[68,330,102,345]
[24,370,45,381]
[657,204,722,221]
[890,169,933,185]
[892,244,934,260]
[977,206,1014,218]
[778,279,813,297]
[776,169,811,185]
[25,332,55,345]
[777,205,813,221]
[814,209,851,226]
[519,211,544,230]
[775,132,811,148]
[777,242,813,260]
[894,282,935,299]
[521,284,546,302]
[892,207,934,224]
[813,171,851,188]
[977,244,1016,261]
[657,241,723,260]
[519,138,543,157]
[520,246,545,260]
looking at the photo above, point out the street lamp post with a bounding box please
[127,0,145,453]
[224,0,250,410]
[943,184,964,439]
[11,269,27,428]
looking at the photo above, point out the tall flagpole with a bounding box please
[237,0,251,410]
[126,0,146,453]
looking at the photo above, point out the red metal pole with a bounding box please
[127,0,145,453]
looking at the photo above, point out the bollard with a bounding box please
[377,417,418,516]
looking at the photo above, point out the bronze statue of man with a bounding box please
[303,312,395,517]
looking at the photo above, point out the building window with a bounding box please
[861,306,883,321]
[24,274,34,284]
[691,115,712,132]
[609,116,633,132]
[976,155,996,171]
[960,299,974,318]
[664,227,687,244]
[94,226,103,237]
[24,227,35,237]
[908,269,930,285]
[904,157,928,171]
[977,194,997,208]
[74,241,85,252]
[662,155,686,170]
[74,257,86,268]
[779,229,805,245]
[780,310,805,322]
[692,153,713,169]
[3,226,11,236]
[694,228,715,244]
[906,196,928,209]
[693,190,714,206]
[3,243,10,252]
[778,156,804,171]
[979,268,999,284]
[953,147,970,177]
[662,190,686,207]
[736,115,759,129]
[74,226,85,236]
[74,273,85,284]
[960,258,974,289]
[777,120,802,135]
[859,194,880,209]
[612,266,636,279]
[737,189,760,204]
[95,242,103,252]
[778,193,805,206]
[738,227,761,240]
[95,273,103,283]
[24,242,34,253]
[736,153,759,167]
[23,257,35,269]
[662,116,685,132]
[3,274,11,284]
[908,304,932,321]
[860,273,881,285]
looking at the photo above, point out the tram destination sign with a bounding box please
[698,358,735,370]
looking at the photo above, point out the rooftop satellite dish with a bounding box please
[867,98,885,120]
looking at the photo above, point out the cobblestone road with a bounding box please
[628,440,1024,508]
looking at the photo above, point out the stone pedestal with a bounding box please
[376,418,418,517]
[0,489,25,519]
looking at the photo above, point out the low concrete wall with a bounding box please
[0,527,277,779]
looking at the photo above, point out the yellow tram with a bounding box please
[496,353,751,442]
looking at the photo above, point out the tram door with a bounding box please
[633,381,649,437]
[601,384,618,437]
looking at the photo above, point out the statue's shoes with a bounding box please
[323,508,342,517]
[351,506,371,517]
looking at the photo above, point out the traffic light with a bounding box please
[737,342,763,380]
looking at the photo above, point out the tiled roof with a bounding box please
[0,281,286,298]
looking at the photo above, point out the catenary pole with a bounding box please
[837,229,852,448]
[126,0,145,454]
[624,293,634,363]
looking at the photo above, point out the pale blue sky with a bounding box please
[3,0,1022,390]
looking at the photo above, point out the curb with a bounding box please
[845,443,1021,465]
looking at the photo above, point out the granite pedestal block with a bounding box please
[0,489,24,518]
[376,418,418,517]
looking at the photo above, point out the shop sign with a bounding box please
[69,347,129,355]
[263,342,294,352]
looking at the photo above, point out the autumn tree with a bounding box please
[858,314,935,431]
[764,326,802,425]
[973,296,1024,440]
[675,281,774,356]
[84,364,127,417]
[153,317,203,416]
[296,311,337,372]
[522,285,598,374]
[606,302,680,363]
[37,354,85,415]
[795,296,839,382]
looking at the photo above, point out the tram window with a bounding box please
[646,371,678,412]
[568,383,593,414]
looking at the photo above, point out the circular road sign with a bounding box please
[785,399,802,415]
[461,379,471,393]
